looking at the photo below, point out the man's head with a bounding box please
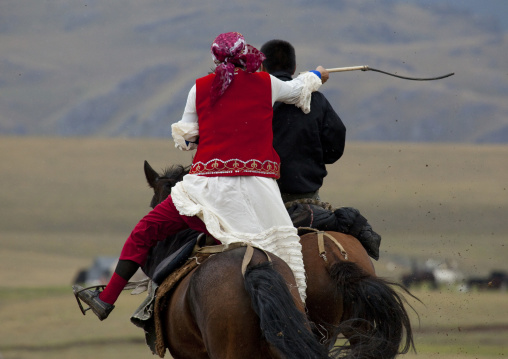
[260,39,296,75]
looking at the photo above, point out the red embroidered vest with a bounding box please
[191,70,280,178]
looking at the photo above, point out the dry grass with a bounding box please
[405,289,508,354]
[0,287,506,359]
[0,288,155,359]
[0,136,507,358]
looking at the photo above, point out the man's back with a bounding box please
[271,71,346,196]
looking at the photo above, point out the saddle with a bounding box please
[151,235,198,285]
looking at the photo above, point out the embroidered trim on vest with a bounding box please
[190,158,280,176]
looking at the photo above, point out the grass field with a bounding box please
[0,136,507,358]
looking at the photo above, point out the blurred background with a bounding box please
[1,0,507,143]
[1,1,507,358]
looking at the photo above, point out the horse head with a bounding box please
[143,160,190,209]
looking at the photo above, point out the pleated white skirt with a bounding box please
[171,174,307,302]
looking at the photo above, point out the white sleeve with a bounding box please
[171,84,199,151]
[270,72,322,114]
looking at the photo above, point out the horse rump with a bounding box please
[244,261,332,359]
[329,261,417,359]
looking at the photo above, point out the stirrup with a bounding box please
[72,284,106,316]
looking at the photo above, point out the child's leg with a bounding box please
[99,196,207,305]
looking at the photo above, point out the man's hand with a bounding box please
[316,66,329,84]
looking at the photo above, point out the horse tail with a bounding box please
[330,261,417,359]
[244,261,331,359]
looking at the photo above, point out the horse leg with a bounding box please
[184,250,284,358]
[165,268,209,359]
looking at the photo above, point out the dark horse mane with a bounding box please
[146,164,190,209]
[154,163,190,183]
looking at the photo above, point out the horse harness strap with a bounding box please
[241,245,255,278]
[195,242,272,277]
[318,232,348,262]
[300,227,348,262]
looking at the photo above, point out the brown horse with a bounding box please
[143,161,416,359]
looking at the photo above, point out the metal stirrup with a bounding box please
[73,285,106,315]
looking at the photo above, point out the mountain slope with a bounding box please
[0,0,506,142]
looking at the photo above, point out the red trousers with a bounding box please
[119,196,209,266]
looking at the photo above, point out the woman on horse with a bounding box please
[73,31,328,320]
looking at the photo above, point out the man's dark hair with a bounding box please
[260,39,296,74]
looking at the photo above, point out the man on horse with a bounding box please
[260,39,346,203]
[73,32,329,321]
[260,39,382,261]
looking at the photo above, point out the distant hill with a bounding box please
[0,0,507,143]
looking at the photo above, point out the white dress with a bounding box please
[170,72,322,302]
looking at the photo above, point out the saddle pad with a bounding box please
[152,236,198,285]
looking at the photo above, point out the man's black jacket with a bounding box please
[272,71,346,194]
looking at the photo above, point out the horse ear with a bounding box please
[144,160,159,188]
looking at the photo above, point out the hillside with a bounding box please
[0,0,507,142]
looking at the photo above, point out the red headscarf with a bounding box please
[210,32,266,104]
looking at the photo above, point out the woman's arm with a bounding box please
[270,67,327,114]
